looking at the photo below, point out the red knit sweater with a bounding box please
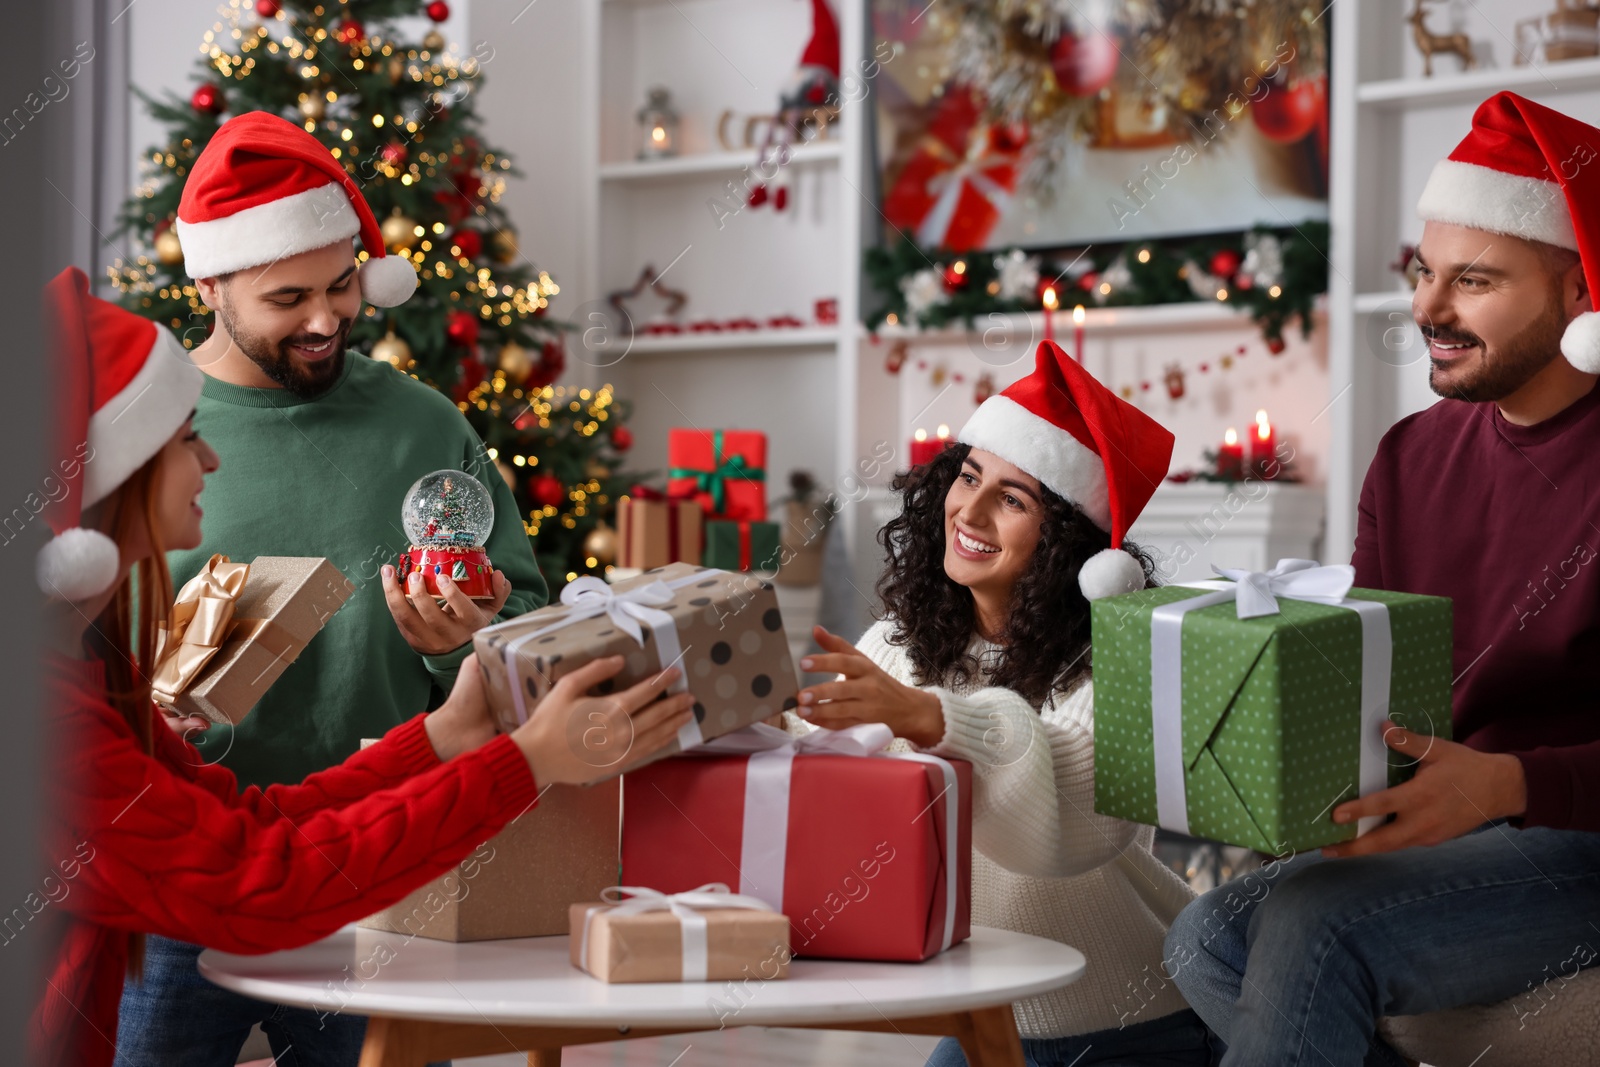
[1352,381,1600,832]
[33,655,541,1067]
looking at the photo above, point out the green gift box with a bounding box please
[1091,574,1452,853]
[704,519,782,573]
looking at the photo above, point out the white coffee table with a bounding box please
[199,925,1085,1067]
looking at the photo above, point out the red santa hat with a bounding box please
[958,340,1174,600]
[176,111,417,307]
[40,267,204,601]
[1417,91,1600,372]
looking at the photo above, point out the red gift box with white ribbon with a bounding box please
[621,723,971,962]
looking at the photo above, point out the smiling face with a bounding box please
[1413,221,1586,402]
[942,448,1046,604]
[114,418,220,564]
[200,240,361,399]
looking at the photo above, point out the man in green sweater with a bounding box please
[115,112,547,1067]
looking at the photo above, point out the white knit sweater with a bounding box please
[790,619,1197,1039]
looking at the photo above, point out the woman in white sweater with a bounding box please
[792,342,1215,1066]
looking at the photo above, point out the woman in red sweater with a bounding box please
[34,269,693,1066]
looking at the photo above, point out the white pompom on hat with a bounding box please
[176,111,417,307]
[957,340,1175,601]
[1416,91,1600,372]
[40,268,203,601]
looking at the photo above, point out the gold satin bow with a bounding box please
[151,554,251,708]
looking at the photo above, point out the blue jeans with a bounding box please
[1164,823,1600,1066]
[925,1007,1216,1066]
[115,934,385,1067]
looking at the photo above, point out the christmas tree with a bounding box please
[107,0,634,591]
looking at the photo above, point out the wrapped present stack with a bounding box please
[619,722,971,963]
[1091,560,1453,853]
[665,427,783,574]
[152,554,354,725]
[474,562,799,758]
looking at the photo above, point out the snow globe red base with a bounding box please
[397,469,497,602]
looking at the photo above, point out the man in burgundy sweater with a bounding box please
[1165,92,1600,1065]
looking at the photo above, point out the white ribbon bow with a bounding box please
[1209,558,1357,619]
[690,721,962,956]
[580,883,775,982]
[556,575,678,645]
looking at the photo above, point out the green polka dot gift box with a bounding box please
[474,563,799,772]
[1091,580,1452,854]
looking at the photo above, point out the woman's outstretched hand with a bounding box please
[795,626,945,747]
[510,655,695,787]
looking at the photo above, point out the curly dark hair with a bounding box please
[875,442,1158,707]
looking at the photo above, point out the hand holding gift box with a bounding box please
[474,563,799,765]
[666,428,767,521]
[622,722,971,962]
[1092,559,1452,853]
[152,554,354,725]
[570,883,790,983]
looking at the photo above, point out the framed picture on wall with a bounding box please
[872,0,1330,252]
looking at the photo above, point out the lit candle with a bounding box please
[1041,284,1059,343]
[1218,426,1244,480]
[1252,409,1276,476]
[1072,304,1086,364]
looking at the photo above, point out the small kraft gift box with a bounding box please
[473,563,799,768]
[570,884,791,983]
[1091,560,1453,854]
[152,554,354,725]
[617,488,704,570]
[359,753,621,942]
[621,723,971,963]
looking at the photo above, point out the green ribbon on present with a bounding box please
[668,429,765,514]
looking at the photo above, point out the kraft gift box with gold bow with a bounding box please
[570,884,791,983]
[473,563,799,765]
[153,555,354,725]
[1090,560,1453,854]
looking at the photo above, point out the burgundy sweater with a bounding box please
[1352,381,1600,832]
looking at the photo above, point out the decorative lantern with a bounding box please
[636,87,680,160]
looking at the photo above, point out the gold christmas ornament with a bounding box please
[422,29,445,52]
[497,341,533,380]
[154,229,184,267]
[370,328,413,370]
[297,92,325,121]
[583,523,618,566]
[495,458,516,491]
[386,56,405,85]
[380,209,422,252]
[491,228,519,264]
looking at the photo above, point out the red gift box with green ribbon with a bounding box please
[667,428,767,522]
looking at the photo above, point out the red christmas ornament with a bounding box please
[335,18,365,47]
[974,372,995,405]
[1077,271,1099,292]
[451,353,486,405]
[526,340,566,390]
[773,186,789,211]
[446,310,480,348]
[1251,75,1320,144]
[254,0,281,17]
[748,184,769,208]
[943,260,970,290]
[611,425,634,452]
[448,228,483,260]
[380,142,408,167]
[1266,335,1287,355]
[884,340,909,375]
[513,410,537,431]
[1208,249,1241,278]
[190,84,224,115]
[1050,30,1119,97]
[1164,365,1186,400]
[426,0,451,21]
[530,474,566,509]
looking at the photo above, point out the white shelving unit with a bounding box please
[1325,0,1600,561]
[578,0,876,627]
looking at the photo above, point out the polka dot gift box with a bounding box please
[473,563,799,763]
[1089,562,1453,854]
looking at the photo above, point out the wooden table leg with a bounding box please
[357,1018,429,1067]
[951,1004,1025,1067]
[526,1050,562,1067]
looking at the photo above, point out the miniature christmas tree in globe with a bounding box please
[398,469,497,601]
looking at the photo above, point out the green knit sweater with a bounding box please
[175,354,548,788]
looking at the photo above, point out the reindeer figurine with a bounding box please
[1408,0,1477,76]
